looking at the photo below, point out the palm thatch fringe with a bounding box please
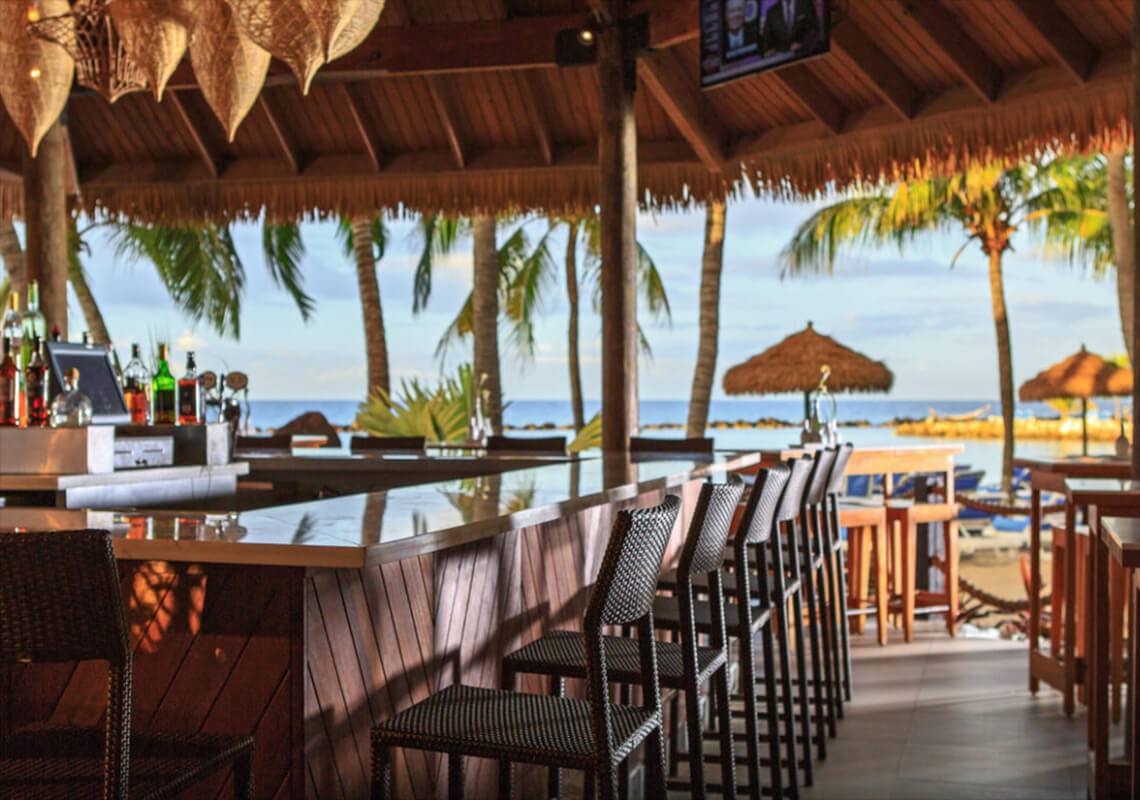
[744,85,1131,199]
[64,163,739,224]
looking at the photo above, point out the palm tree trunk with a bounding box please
[352,217,389,397]
[1107,148,1134,363]
[472,215,503,432]
[69,262,112,348]
[687,199,726,439]
[0,219,26,298]
[987,247,1015,496]
[565,219,584,432]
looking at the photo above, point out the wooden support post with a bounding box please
[23,119,69,339]
[1133,0,1140,480]
[598,0,638,453]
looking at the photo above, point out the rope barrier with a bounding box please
[956,492,1065,517]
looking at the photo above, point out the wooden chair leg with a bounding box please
[851,527,870,635]
[873,522,889,646]
[901,516,916,643]
[1076,536,1089,709]
[1051,531,1066,658]
[944,520,959,636]
[371,746,393,800]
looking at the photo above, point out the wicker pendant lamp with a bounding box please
[0,1,74,156]
[327,0,384,61]
[30,0,147,102]
[188,0,270,141]
[109,0,192,101]
[229,0,326,94]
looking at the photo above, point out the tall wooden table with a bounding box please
[1093,515,1140,799]
[1017,456,1130,716]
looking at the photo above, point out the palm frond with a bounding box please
[637,243,671,323]
[262,222,315,321]
[504,225,557,360]
[412,214,464,312]
[435,290,474,360]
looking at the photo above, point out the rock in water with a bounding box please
[277,411,342,448]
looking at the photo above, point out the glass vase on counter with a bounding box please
[49,367,93,427]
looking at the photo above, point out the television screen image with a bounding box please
[700,0,830,88]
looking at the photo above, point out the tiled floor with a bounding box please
[800,622,1089,800]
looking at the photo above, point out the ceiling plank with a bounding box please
[426,76,467,169]
[258,92,302,174]
[772,65,845,134]
[1006,0,1096,83]
[638,48,728,171]
[341,84,382,171]
[165,90,222,178]
[902,0,1002,103]
[517,71,554,166]
[831,19,919,119]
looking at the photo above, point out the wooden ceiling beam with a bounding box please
[258,92,302,174]
[426,76,467,169]
[902,0,1002,103]
[1006,0,1096,83]
[638,48,728,172]
[517,71,554,166]
[773,65,845,134]
[831,20,919,119]
[341,84,382,171]
[165,90,223,178]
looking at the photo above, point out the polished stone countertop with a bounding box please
[0,452,760,568]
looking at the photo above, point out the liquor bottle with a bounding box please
[178,351,201,425]
[21,280,45,369]
[122,343,151,425]
[49,367,93,427]
[1,291,20,347]
[151,343,177,425]
[24,336,49,427]
[0,336,19,426]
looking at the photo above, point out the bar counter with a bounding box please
[1,451,759,799]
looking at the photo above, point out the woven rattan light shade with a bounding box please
[189,0,271,142]
[0,0,74,157]
[31,0,147,102]
[109,0,192,101]
[327,0,384,61]
[229,0,325,94]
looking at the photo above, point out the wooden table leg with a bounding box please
[1111,560,1127,724]
[850,526,869,635]
[902,516,916,643]
[1029,486,1042,693]
[1131,571,1139,800]
[874,521,888,646]
[944,517,958,637]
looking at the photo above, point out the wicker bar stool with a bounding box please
[371,496,681,800]
[822,444,856,699]
[502,479,744,799]
[0,529,254,800]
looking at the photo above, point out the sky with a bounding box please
[60,191,1125,403]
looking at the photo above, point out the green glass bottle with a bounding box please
[152,343,177,424]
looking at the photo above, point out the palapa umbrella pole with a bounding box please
[803,389,811,422]
[1081,397,1089,457]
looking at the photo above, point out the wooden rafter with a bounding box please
[517,71,554,166]
[773,65,845,134]
[427,76,467,169]
[903,0,1002,103]
[832,20,919,119]
[59,123,80,196]
[259,92,302,174]
[1007,0,1096,83]
[165,90,222,178]
[342,84,382,172]
[638,48,728,171]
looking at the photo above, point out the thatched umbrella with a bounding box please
[1018,345,1133,455]
[722,321,894,419]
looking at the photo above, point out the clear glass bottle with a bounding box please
[49,367,93,427]
[152,343,177,425]
[21,281,45,369]
[1,291,20,347]
[0,336,19,427]
[122,343,151,425]
[178,350,201,425]
[24,335,49,427]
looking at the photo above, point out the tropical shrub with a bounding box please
[356,364,481,443]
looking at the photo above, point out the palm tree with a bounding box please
[687,199,726,439]
[336,216,391,397]
[472,215,503,432]
[1105,149,1133,362]
[782,159,1102,494]
[504,212,672,433]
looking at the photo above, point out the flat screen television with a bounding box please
[700,0,830,89]
[45,341,131,425]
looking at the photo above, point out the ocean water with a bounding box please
[244,397,1122,485]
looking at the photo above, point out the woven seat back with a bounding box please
[776,457,814,523]
[0,529,129,666]
[804,448,838,507]
[739,464,791,546]
[680,477,745,578]
[486,435,567,455]
[826,442,855,495]
[629,436,714,455]
[589,495,681,628]
[351,435,427,453]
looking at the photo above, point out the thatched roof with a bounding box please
[1018,346,1133,401]
[722,322,893,396]
[0,0,1131,220]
